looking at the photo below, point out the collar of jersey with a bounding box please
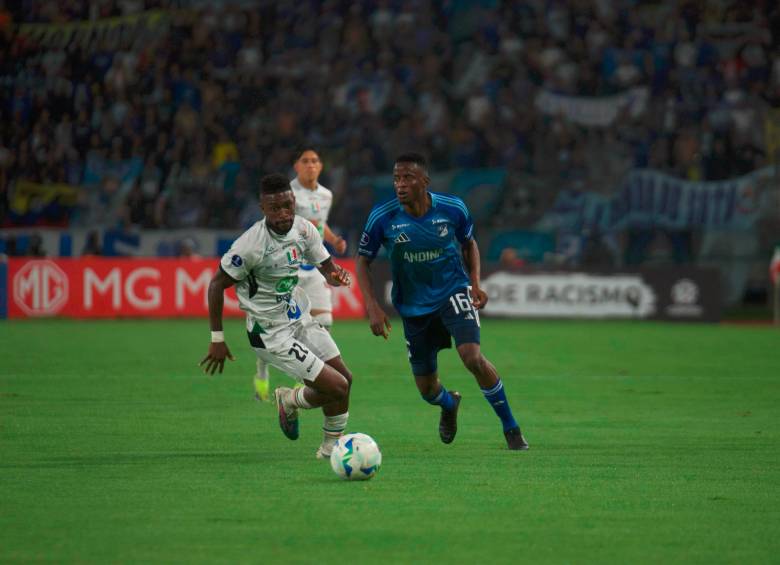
[266,221,293,241]
[399,191,436,221]
[293,177,321,192]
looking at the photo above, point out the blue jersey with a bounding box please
[358,191,474,317]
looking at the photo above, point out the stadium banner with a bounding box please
[5,258,365,320]
[0,228,244,258]
[534,87,649,127]
[367,263,721,322]
[16,10,172,50]
[83,155,144,190]
[538,167,771,233]
[8,180,83,226]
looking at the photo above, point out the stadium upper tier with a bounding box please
[1,0,778,233]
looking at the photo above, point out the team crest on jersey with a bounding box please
[438,224,449,237]
[286,248,300,265]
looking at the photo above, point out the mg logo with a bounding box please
[13,260,69,316]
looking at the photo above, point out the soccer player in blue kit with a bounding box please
[355,153,529,450]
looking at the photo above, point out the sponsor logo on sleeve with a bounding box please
[360,232,369,246]
[231,255,243,267]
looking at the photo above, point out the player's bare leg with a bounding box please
[415,373,461,444]
[456,343,528,450]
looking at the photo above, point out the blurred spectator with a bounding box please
[0,0,776,248]
[3,236,19,256]
[499,247,526,270]
[176,237,201,259]
[580,228,618,267]
[82,230,102,256]
[26,234,45,257]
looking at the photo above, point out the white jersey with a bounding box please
[291,177,333,240]
[220,216,330,329]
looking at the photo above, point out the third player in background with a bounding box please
[254,147,348,401]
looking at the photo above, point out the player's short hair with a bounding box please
[395,152,428,172]
[293,146,320,163]
[260,173,292,195]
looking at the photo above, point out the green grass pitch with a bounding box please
[1,319,779,563]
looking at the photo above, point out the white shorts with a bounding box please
[246,312,340,382]
[299,266,332,312]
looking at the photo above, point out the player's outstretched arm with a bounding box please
[318,257,351,287]
[324,223,347,255]
[355,256,392,339]
[199,268,236,375]
[462,238,488,309]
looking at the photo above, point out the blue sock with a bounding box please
[423,384,456,412]
[481,379,518,432]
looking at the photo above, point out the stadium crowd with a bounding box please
[1,0,779,240]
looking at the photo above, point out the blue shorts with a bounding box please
[401,288,481,377]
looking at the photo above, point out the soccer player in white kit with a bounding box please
[254,148,347,401]
[200,173,354,459]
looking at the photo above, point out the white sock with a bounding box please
[255,358,269,380]
[320,412,348,454]
[292,386,314,409]
[323,412,348,437]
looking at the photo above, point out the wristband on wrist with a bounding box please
[210,331,225,343]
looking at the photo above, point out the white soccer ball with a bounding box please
[330,433,382,480]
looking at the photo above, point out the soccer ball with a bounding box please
[330,433,382,480]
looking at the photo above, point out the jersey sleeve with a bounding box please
[358,206,385,260]
[220,232,254,281]
[454,198,475,244]
[301,218,330,265]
